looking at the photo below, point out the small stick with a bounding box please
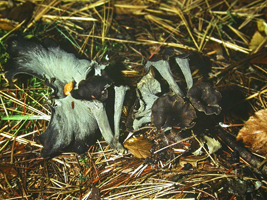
[216,127,267,175]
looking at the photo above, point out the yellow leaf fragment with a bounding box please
[64,81,74,96]
[249,31,265,50]
[257,19,267,35]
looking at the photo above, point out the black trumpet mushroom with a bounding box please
[151,93,197,131]
[187,82,222,115]
[4,37,128,158]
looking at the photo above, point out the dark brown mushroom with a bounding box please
[151,93,197,130]
[187,82,222,115]
[71,75,113,101]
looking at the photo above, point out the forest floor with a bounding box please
[0,0,267,199]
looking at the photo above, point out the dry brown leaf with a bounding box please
[124,136,153,159]
[237,109,267,155]
[2,1,35,23]
[0,164,18,179]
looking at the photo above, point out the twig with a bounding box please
[216,127,267,175]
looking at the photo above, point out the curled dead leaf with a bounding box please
[0,19,18,31]
[1,1,35,23]
[124,136,153,159]
[0,164,18,179]
[237,109,267,155]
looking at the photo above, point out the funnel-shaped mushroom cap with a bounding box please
[71,76,113,101]
[151,93,196,130]
[187,82,222,115]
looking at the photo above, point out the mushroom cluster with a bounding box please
[4,37,222,158]
[127,53,222,132]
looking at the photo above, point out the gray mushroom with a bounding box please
[84,100,126,153]
[114,85,130,140]
[145,54,193,96]
[131,70,161,130]
[4,38,128,157]
[145,59,184,96]
[175,55,193,90]
[129,54,195,131]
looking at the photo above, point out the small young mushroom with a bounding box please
[187,82,222,115]
[151,93,197,130]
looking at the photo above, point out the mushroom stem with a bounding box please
[133,116,151,130]
[114,85,129,139]
[131,70,161,130]
[175,57,193,90]
[145,60,184,96]
[85,100,126,153]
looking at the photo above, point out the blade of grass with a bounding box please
[0,119,28,153]
[1,115,50,121]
